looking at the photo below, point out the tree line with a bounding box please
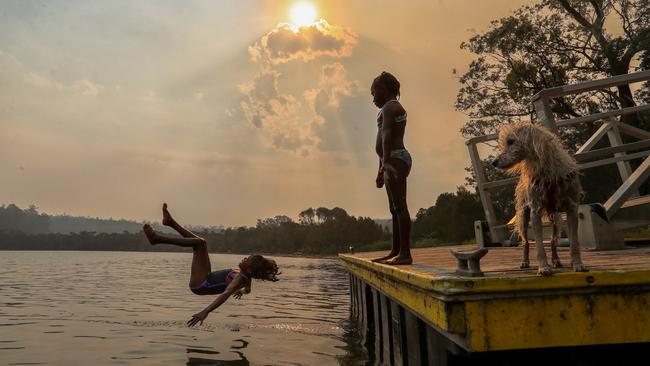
[0,194,484,254]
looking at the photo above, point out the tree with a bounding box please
[412,187,485,244]
[458,0,649,141]
[456,0,650,209]
[298,207,315,225]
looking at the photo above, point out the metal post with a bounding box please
[467,142,503,242]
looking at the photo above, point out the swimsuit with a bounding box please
[377,100,412,173]
[190,268,249,295]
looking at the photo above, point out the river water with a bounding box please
[0,251,370,365]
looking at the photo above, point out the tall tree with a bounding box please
[458,0,649,141]
[457,0,650,207]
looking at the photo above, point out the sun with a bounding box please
[290,2,317,28]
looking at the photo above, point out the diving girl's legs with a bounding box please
[380,159,412,265]
[142,204,211,288]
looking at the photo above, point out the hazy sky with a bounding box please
[0,0,531,226]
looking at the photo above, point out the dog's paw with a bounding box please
[537,266,552,276]
[520,261,530,269]
[552,258,563,268]
[572,263,589,272]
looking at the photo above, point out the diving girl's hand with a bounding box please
[233,290,244,299]
[187,310,209,327]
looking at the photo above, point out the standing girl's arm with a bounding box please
[381,106,397,178]
[187,275,246,327]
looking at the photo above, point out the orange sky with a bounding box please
[0,0,532,226]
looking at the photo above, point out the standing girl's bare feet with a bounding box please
[383,253,413,265]
[371,252,398,263]
[162,203,175,226]
[143,224,160,245]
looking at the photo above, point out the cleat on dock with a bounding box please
[451,248,489,277]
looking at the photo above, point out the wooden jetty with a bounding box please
[340,245,650,365]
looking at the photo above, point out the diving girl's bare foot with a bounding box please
[371,252,398,263]
[383,254,413,265]
[162,203,175,226]
[143,224,160,245]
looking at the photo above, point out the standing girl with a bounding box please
[370,72,413,265]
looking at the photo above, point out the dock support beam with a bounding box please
[350,273,462,365]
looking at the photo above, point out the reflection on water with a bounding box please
[0,251,371,365]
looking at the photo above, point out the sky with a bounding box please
[0,0,532,227]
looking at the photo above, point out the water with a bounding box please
[0,251,369,365]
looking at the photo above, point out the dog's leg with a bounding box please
[532,210,552,276]
[567,207,588,272]
[519,207,530,269]
[551,212,563,268]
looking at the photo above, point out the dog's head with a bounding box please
[492,122,535,171]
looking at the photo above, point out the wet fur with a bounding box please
[494,122,587,276]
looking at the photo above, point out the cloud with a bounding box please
[305,62,358,109]
[24,72,104,96]
[305,63,373,156]
[238,70,314,152]
[237,22,364,155]
[249,19,358,65]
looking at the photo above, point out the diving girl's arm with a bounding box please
[233,275,251,299]
[187,276,245,327]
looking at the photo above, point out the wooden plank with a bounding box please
[579,150,650,170]
[605,156,650,216]
[576,121,612,154]
[391,300,406,366]
[372,288,384,364]
[359,278,368,337]
[345,246,650,280]
[618,122,650,140]
[349,274,356,317]
[466,133,498,145]
[404,311,426,366]
[468,143,502,242]
[574,139,650,162]
[358,277,366,325]
[482,177,519,190]
[381,293,393,364]
[533,70,650,99]
[426,326,450,366]
[556,104,650,127]
[620,194,650,208]
[606,120,636,192]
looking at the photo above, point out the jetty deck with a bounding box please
[339,245,650,365]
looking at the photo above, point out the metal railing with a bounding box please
[467,69,650,243]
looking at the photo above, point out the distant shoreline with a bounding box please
[0,248,339,259]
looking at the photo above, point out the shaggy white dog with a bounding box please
[492,122,588,276]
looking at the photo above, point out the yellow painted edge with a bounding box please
[464,291,650,352]
[340,259,466,334]
[339,254,650,295]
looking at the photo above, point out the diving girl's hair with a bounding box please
[241,254,280,282]
[372,71,401,99]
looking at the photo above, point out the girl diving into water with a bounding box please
[142,203,279,327]
[371,71,413,265]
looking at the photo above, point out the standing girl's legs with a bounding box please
[383,159,412,265]
[371,196,400,262]
[143,204,211,288]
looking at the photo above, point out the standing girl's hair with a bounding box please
[372,71,401,99]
